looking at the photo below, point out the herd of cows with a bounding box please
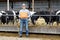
[31,10,60,25]
[0,10,60,25]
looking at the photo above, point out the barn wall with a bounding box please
[0,2,13,11]
[0,0,29,11]
[34,0,60,11]
[13,2,29,11]
[34,0,48,11]
[0,0,60,11]
[50,0,60,10]
[0,2,7,11]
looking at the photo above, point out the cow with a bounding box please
[56,10,60,23]
[0,10,16,24]
[31,10,59,25]
[0,12,2,20]
[0,11,7,24]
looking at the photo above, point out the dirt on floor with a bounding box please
[0,32,60,40]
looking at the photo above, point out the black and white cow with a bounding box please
[0,10,16,24]
[56,10,60,23]
[0,11,7,24]
[0,12,2,20]
[31,10,59,25]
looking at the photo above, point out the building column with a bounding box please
[32,0,34,11]
[7,0,9,11]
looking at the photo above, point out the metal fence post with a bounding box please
[32,0,34,11]
[7,0,9,11]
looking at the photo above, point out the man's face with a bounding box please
[22,5,26,9]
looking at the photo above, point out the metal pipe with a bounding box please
[32,0,34,11]
[7,0,9,11]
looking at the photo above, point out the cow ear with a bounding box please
[30,11,36,16]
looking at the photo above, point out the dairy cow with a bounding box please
[0,10,16,24]
[31,10,59,25]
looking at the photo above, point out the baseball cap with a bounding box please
[22,3,26,6]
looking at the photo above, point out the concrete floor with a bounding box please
[0,32,60,40]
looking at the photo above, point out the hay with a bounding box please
[28,20,35,27]
[53,22,57,26]
[17,22,20,28]
[35,18,47,26]
[58,23,60,26]
[17,19,35,27]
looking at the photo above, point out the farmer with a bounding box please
[19,3,31,37]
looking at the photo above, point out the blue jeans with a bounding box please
[19,19,29,36]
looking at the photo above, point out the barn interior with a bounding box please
[0,0,60,26]
[0,0,60,11]
[0,0,60,40]
[0,0,60,39]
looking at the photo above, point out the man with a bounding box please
[19,3,30,37]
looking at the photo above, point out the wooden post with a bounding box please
[7,0,9,11]
[32,0,34,11]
